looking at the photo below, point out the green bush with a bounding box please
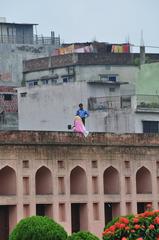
[67,231,99,240]
[9,216,68,240]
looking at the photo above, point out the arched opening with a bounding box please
[103,166,120,194]
[136,167,152,194]
[0,166,16,195]
[70,166,87,194]
[35,166,52,194]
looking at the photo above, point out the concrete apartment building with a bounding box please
[18,50,159,133]
[0,17,60,130]
[0,131,159,239]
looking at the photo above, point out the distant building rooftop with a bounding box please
[0,17,38,25]
[0,22,38,26]
[23,52,159,73]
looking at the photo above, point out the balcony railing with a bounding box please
[88,95,131,111]
[137,95,159,109]
[33,35,60,46]
[88,95,159,111]
[0,35,60,46]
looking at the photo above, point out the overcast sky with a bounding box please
[1,0,159,51]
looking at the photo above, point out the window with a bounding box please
[4,94,12,101]
[109,88,115,92]
[100,74,118,82]
[92,160,97,168]
[23,160,29,168]
[143,121,159,133]
[58,160,65,169]
[63,77,68,83]
[34,81,38,86]
[42,79,48,85]
[125,161,130,168]
[28,81,38,87]
[68,66,74,74]
[121,96,131,108]
[108,76,116,82]
[20,92,27,97]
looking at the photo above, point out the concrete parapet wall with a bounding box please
[1,131,159,146]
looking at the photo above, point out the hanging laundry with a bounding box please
[74,47,85,53]
[123,44,130,53]
[52,49,59,56]
[118,45,123,53]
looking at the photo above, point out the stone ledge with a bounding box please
[0,131,159,147]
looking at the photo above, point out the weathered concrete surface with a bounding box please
[1,131,159,146]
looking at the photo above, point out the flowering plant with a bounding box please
[102,205,159,240]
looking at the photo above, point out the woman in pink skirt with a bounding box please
[73,116,89,137]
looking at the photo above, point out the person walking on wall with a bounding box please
[76,103,89,125]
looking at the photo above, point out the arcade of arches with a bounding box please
[0,131,159,239]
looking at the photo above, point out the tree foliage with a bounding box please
[67,231,99,240]
[9,216,68,240]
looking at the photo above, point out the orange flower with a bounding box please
[149,224,155,230]
[120,217,129,224]
[102,230,112,235]
[119,223,126,229]
[133,218,139,223]
[109,225,116,232]
[143,211,154,217]
[134,224,140,230]
[121,237,127,240]
[115,222,121,228]
[125,226,130,230]
[154,216,159,224]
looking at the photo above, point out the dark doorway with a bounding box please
[71,203,88,233]
[137,202,148,213]
[104,203,112,225]
[104,202,120,225]
[36,204,45,216]
[71,204,80,232]
[36,204,52,218]
[0,206,9,240]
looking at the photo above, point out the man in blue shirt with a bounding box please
[76,103,89,125]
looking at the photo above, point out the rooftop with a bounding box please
[23,52,159,73]
[0,18,38,25]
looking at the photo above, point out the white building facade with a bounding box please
[18,53,159,133]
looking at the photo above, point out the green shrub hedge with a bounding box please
[9,216,68,240]
[67,231,99,240]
